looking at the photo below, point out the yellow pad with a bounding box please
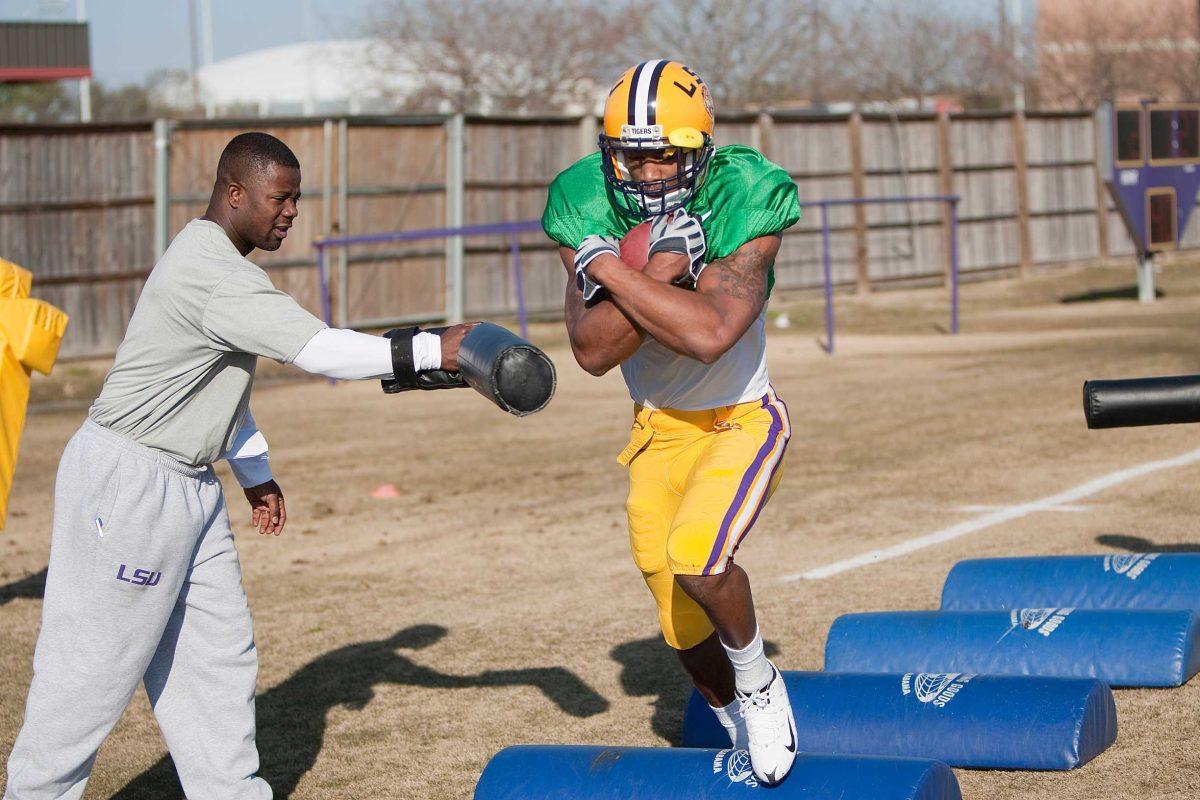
[0,264,67,528]
[621,389,790,650]
[0,298,69,375]
[0,333,32,529]
[0,259,32,300]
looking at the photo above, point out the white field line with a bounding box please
[954,504,1091,513]
[781,446,1200,582]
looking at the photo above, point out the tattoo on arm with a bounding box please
[707,244,770,307]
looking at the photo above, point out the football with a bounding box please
[619,221,651,270]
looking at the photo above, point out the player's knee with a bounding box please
[662,609,715,651]
[666,520,720,576]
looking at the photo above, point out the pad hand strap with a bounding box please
[648,209,707,286]
[573,234,619,303]
[381,326,467,393]
[411,326,467,391]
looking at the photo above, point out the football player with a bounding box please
[542,60,801,785]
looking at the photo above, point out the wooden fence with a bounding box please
[0,110,1187,358]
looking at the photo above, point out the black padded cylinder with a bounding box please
[458,322,556,416]
[1083,374,1200,429]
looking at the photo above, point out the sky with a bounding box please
[0,0,1038,90]
[0,0,378,87]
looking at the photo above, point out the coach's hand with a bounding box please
[438,322,480,372]
[244,479,286,536]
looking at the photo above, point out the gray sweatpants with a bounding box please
[4,420,271,800]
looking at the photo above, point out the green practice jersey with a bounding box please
[542,145,801,273]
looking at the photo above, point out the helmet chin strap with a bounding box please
[642,187,688,215]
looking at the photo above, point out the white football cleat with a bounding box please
[736,663,797,786]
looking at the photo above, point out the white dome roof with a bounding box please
[193,39,421,115]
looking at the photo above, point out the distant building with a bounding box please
[151,38,605,119]
[153,39,424,117]
[0,20,93,121]
[0,21,91,83]
[1037,0,1200,108]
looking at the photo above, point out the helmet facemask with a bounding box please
[599,132,714,218]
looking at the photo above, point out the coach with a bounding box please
[3,132,472,800]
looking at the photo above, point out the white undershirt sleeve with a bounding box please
[291,327,441,380]
[225,409,273,488]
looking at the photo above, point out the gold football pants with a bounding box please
[618,387,790,650]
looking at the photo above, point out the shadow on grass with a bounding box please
[1061,286,1163,303]
[0,567,46,606]
[112,624,608,799]
[610,634,779,745]
[1096,534,1200,553]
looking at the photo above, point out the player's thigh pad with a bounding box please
[667,402,789,577]
[626,437,714,650]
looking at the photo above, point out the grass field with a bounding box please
[4,260,1200,798]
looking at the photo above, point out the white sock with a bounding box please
[723,627,773,693]
[711,697,749,748]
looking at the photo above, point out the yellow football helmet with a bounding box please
[600,60,715,217]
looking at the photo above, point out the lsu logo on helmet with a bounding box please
[600,60,716,217]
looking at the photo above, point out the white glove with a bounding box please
[573,234,620,303]
[648,209,707,285]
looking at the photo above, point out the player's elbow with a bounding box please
[572,345,617,376]
[690,331,736,364]
[580,358,614,377]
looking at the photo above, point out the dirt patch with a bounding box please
[4,261,1200,798]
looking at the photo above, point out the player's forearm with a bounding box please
[565,289,643,375]
[592,257,734,364]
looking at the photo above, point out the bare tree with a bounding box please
[370,0,1003,115]
[1035,0,1194,109]
[838,0,999,109]
[368,0,633,114]
[629,0,817,111]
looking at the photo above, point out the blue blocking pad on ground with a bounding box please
[473,745,962,800]
[941,554,1200,611]
[681,671,1116,770]
[825,609,1200,687]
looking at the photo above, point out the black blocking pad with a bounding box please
[458,322,556,417]
[1083,374,1200,429]
[493,346,556,415]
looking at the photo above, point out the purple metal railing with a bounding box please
[313,220,543,337]
[805,195,960,354]
[311,195,960,353]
